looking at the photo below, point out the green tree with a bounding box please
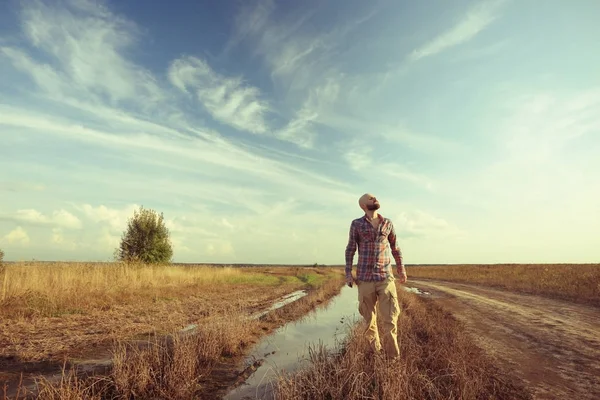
[0,248,4,264]
[115,206,173,264]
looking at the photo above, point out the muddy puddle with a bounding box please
[224,284,431,399]
[223,285,360,400]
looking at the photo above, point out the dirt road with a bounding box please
[409,279,600,400]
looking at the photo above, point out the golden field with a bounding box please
[0,262,345,399]
[407,263,600,306]
[7,262,590,398]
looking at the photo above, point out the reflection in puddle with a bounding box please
[224,285,360,400]
[250,290,308,320]
[180,290,309,337]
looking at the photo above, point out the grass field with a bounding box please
[0,262,345,399]
[5,262,584,399]
[0,262,331,318]
[407,263,600,306]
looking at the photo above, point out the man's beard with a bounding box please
[367,203,380,211]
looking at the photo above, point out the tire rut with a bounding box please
[410,279,600,400]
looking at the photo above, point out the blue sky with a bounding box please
[1,0,599,264]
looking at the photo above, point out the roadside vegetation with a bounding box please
[408,263,600,306]
[274,287,533,400]
[1,263,345,399]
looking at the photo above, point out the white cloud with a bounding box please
[394,210,462,239]
[51,228,78,251]
[228,0,375,91]
[275,106,318,148]
[205,241,235,257]
[168,56,270,134]
[77,204,139,233]
[164,216,220,238]
[17,0,163,105]
[408,0,506,62]
[275,77,340,149]
[97,227,121,252]
[3,226,30,245]
[51,228,63,244]
[13,209,82,229]
[230,0,315,79]
[0,46,68,98]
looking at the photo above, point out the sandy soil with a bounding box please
[410,279,600,400]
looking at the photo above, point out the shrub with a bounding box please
[115,206,173,264]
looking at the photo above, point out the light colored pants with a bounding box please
[357,276,401,358]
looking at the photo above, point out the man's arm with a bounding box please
[388,222,406,277]
[345,221,358,281]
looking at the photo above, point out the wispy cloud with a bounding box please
[168,56,270,134]
[14,0,163,106]
[499,87,600,163]
[229,0,375,88]
[340,139,436,191]
[408,0,506,62]
[0,105,351,207]
[2,0,320,150]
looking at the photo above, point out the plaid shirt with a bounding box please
[345,214,404,282]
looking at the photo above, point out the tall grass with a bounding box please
[4,274,345,400]
[408,263,600,306]
[274,289,532,400]
[0,262,327,318]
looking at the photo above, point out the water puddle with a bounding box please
[403,286,431,295]
[223,285,360,400]
[250,290,308,320]
[224,284,433,399]
[180,290,309,337]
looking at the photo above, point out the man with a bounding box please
[345,193,407,359]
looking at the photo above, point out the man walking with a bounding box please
[345,193,407,359]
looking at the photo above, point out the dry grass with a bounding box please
[407,263,600,306]
[274,288,533,400]
[1,264,345,399]
[0,262,333,318]
[3,316,256,400]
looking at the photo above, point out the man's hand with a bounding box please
[346,275,355,287]
[396,267,407,284]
